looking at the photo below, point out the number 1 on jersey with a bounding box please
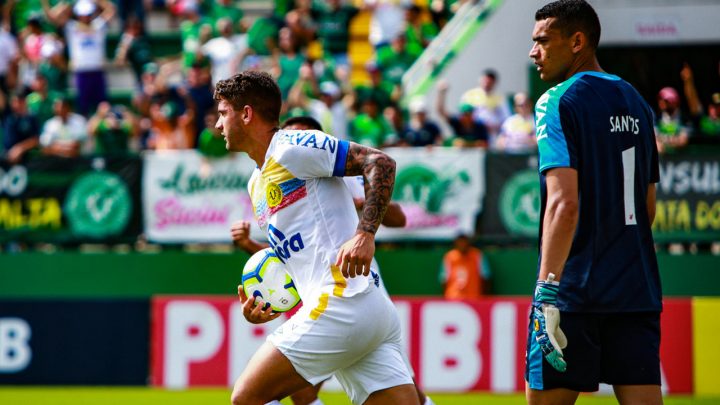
[622,147,637,225]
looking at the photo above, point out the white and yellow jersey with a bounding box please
[248,130,375,303]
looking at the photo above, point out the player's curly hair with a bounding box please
[213,71,282,124]
[535,0,601,50]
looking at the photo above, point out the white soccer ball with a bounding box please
[241,248,301,313]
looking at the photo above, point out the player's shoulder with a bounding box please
[273,129,342,154]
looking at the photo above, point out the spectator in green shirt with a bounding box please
[273,27,306,100]
[114,17,153,88]
[208,0,245,34]
[404,4,438,51]
[376,34,421,86]
[311,0,359,69]
[349,96,397,148]
[26,73,63,127]
[699,93,720,138]
[197,109,229,158]
[352,61,397,113]
[87,102,139,155]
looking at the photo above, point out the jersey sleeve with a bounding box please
[536,89,577,174]
[343,176,365,199]
[272,130,350,179]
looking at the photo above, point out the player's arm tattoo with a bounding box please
[344,143,396,235]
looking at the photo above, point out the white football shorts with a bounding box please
[267,284,413,404]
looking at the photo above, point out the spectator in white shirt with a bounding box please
[42,0,116,116]
[495,92,537,154]
[40,97,88,158]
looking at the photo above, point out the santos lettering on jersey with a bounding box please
[610,115,640,134]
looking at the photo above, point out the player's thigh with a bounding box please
[232,341,312,404]
[525,312,602,392]
[364,383,419,405]
[613,385,663,405]
[600,312,661,386]
[334,338,414,405]
[525,383,579,405]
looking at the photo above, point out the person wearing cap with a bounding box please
[41,0,116,116]
[436,79,489,148]
[400,97,442,147]
[654,86,690,154]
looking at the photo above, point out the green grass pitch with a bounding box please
[0,388,717,405]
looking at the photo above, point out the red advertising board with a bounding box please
[151,296,692,393]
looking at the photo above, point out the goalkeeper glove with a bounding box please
[532,273,568,372]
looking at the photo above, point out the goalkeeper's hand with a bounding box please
[532,273,568,372]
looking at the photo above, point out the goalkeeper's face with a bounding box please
[529,18,575,83]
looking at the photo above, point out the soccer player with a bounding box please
[215,72,419,405]
[231,115,434,405]
[526,1,662,405]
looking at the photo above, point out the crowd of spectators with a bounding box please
[1,0,718,165]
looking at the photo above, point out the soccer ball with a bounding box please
[241,248,301,312]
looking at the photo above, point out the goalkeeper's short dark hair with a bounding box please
[535,0,601,50]
[281,116,323,131]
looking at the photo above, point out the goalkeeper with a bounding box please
[526,1,662,405]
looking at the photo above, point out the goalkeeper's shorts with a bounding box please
[525,311,661,392]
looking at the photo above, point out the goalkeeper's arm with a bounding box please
[538,168,578,283]
[532,167,577,373]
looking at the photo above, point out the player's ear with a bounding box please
[570,31,585,54]
[242,105,253,124]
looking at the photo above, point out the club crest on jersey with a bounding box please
[266,182,283,207]
[267,224,305,263]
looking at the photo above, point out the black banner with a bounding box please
[0,299,149,385]
[478,152,720,242]
[654,153,720,242]
[0,156,142,243]
[478,153,540,239]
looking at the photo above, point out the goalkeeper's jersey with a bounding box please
[535,71,661,313]
[248,130,374,303]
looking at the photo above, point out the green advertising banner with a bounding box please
[0,156,143,243]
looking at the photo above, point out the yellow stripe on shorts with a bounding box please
[330,265,347,297]
[309,293,329,320]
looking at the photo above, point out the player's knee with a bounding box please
[290,389,319,405]
[230,384,263,405]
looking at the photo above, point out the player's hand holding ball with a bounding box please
[532,273,568,372]
[238,285,282,324]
